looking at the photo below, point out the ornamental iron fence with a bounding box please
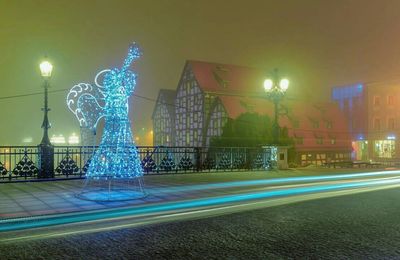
[0,146,272,182]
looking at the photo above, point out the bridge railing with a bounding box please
[0,146,270,182]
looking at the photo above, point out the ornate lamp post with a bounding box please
[38,60,54,178]
[263,69,289,145]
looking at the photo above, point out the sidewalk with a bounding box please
[0,167,389,219]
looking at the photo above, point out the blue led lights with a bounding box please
[67,43,143,182]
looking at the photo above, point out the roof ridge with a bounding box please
[187,59,261,71]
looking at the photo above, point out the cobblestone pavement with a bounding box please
[0,168,384,219]
[1,186,400,259]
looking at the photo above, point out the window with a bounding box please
[295,137,303,145]
[373,96,380,106]
[309,118,319,128]
[388,95,395,106]
[374,140,395,158]
[374,118,381,130]
[326,121,332,129]
[185,81,191,92]
[330,138,336,145]
[388,118,395,130]
[186,132,190,145]
[335,153,344,159]
[316,137,323,145]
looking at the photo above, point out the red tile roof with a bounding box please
[216,95,350,151]
[188,60,266,95]
[184,60,351,151]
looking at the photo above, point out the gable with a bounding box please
[188,60,266,95]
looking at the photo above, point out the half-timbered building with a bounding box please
[152,89,176,146]
[153,60,352,165]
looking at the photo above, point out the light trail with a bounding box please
[3,181,400,244]
[149,170,400,193]
[1,175,400,233]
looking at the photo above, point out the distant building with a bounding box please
[153,60,351,165]
[152,89,176,146]
[211,96,352,166]
[332,81,400,161]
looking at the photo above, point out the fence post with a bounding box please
[38,143,54,178]
[195,147,202,172]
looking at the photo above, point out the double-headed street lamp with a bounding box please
[263,69,289,145]
[38,60,54,178]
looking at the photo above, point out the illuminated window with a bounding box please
[330,138,336,145]
[68,133,79,144]
[374,140,395,158]
[51,135,66,144]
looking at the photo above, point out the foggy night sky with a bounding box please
[1,0,400,145]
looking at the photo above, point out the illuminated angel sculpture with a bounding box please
[67,43,143,183]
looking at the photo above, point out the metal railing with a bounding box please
[0,146,270,182]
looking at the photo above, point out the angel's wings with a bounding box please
[67,83,105,130]
[67,42,142,130]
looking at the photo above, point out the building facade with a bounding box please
[152,89,176,146]
[153,60,352,165]
[332,81,400,161]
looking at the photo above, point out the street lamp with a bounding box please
[40,61,53,77]
[39,60,53,145]
[38,60,54,178]
[263,69,289,145]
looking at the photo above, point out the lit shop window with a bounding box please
[374,140,395,158]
